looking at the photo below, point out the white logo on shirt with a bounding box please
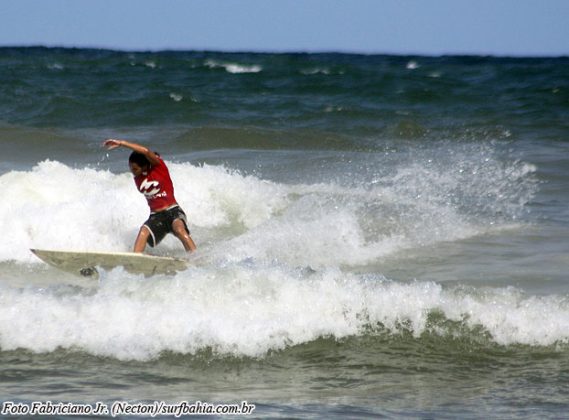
[139,179,161,197]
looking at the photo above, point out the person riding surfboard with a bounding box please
[103,139,197,254]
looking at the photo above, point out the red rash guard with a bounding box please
[134,158,178,212]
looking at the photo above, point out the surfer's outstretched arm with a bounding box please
[103,139,160,166]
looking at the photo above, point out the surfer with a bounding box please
[103,139,197,254]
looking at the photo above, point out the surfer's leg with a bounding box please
[133,226,152,253]
[172,218,197,252]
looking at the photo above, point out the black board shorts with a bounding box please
[143,205,190,247]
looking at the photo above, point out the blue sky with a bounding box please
[1,0,567,56]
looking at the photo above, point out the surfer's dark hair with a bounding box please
[129,152,150,168]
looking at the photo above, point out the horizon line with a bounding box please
[1,43,567,59]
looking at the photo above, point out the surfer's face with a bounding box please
[129,162,145,177]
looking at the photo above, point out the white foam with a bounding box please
[0,161,140,261]
[0,269,567,361]
[47,63,64,71]
[169,93,183,102]
[0,155,553,360]
[406,61,419,70]
[1,151,536,268]
[301,67,331,75]
[225,64,262,74]
[204,59,262,74]
[0,161,290,262]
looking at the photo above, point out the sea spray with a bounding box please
[3,140,537,267]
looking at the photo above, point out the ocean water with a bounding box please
[1,47,569,418]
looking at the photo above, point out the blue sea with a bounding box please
[1,47,569,418]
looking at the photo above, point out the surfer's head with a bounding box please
[128,152,150,176]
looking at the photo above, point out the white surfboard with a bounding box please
[31,249,188,279]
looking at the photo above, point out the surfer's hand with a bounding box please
[103,139,122,150]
